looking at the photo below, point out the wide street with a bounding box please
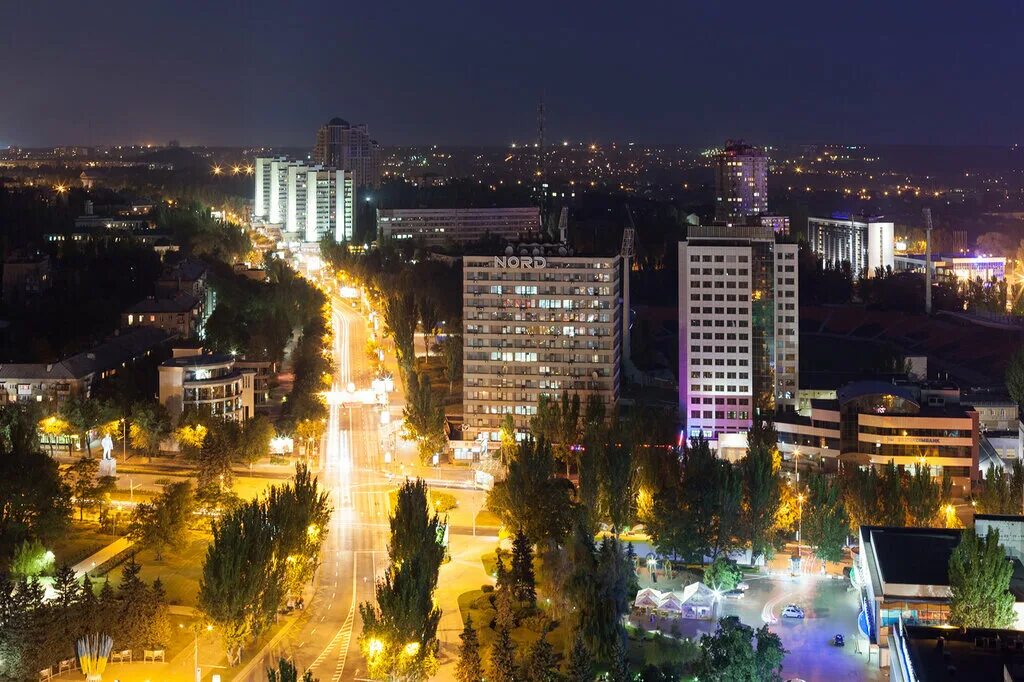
[235,285,392,681]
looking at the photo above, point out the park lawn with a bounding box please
[50,521,111,567]
[107,529,211,607]
[458,588,573,667]
[626,627,700,675]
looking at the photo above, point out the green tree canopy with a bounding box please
[949,528,1016,629]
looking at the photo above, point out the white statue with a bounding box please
[100,433,114,460]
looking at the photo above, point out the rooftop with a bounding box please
[863,526,961,588]
[157,257,207,283]
[161,353,236,369]
[899,623,1024,682]
[0,327,169,381]
[124,293,199,314]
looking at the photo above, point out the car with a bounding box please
[735,581,750,591]
[833,634,845,647]
[781,605,805,619]
[724,589,745,600]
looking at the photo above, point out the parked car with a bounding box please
[781,604,805,619]
[724,589,745,600]
[834,634,845,647]
[735,581,750,592]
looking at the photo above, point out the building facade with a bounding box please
[122,293,202,338]
[678,225,799,442]
[378,207,542,246]
[714,141,768,224]
[894,253,1006,281]
[2,252,51,304]
[158,348,255,423]
[313,118,381,189]
[462,250,622,442]
[776,380,980,490]
[807,214,895,276]
[253,157,356,242]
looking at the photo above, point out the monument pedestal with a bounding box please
[98,458,116,477]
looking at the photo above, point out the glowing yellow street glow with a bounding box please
[403,642,420,656]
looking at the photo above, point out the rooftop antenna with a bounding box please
[923,208,933,315]
[537,95,546,186]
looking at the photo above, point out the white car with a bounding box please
[781,605,805,619]
[735,581,750,592]
[724,589,745,600]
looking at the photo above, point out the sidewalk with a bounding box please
[433,534,497,681]
[73,536,132,579]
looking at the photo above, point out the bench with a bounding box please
[143,649,165,662]
[58,659,75,673]
[38,668,52,681]
[111,649,132,663]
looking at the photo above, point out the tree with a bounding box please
[442,334,463,394]
[601,441,636,535]
[67,454,100,521]
[403,371,447,464]
[128,401,172,457]
[948,528,1016,629]
[703,557,742,593]
[906,465,952,527]
[510,530,536,606]
[383,289,418,374]
[608,635,629,682]
[647,436,740,563]
[359,479,443,681]
[1006,347,1024,407]
[498,413,517,466]
[741,433,782,561]
[128,481,195,560]
[267,657,317,682]
[416,293,440,357]
[10,539,54,578]
[489,625,518,682]
[566,630,594,682]
[487,438,574,546]
[695,616,785,682]
[526,629,559,682]
[61,395,114,457]
[237,415,275,467]
[456,616,483,682]
[0,407,71,556]
[802,474,849,564]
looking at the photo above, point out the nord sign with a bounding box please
[494,255,547,269]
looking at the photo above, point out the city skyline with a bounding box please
[4,1,1024,148]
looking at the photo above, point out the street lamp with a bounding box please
[793,447,800,486]
[180,622,213,682]
[120,417,127,461]
[796,492,805,571]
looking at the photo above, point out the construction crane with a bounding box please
[922,208,933,315]
[621,208,637,379]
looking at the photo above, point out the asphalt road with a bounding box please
[719,576,885,682]
[235,293,391,681]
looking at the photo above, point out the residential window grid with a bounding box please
[462,257,622,441]
[680,238,798,441]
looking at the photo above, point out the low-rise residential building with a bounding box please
[156,258,213,326]
[158,348,255,423]
[2,251,51,304]
[0,327,169,405]
[122,293,203,338]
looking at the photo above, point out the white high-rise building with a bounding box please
[807,215,894,277]
[462,249,622,443]
[678,225,798,443]
[314,118,382,189]
[254,157,355,243]
[714,141,768,224]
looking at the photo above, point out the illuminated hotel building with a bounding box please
[714,141,768,224]
[678,225,799,443]
[462,249,622,441]
[894,253,1006,282]
[253,157,355,243]
[807,214,895,277]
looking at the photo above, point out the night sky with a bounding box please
[3,0,1022,147]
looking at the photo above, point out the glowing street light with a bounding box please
[367,638,384,657]
[403,642,420,656]
[212,166,222,175]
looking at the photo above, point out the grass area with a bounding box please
[626,628,700,679]
[475,508,501,528]
[458,588,573,666]
[387,487,459,514]
[50,521,111,567]
[105,529,211,607]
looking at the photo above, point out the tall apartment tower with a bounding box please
[807,214,895,277]
[462,249,622,443]
[678,225,798,443]
[254,157,355,242]
[313,118,382,189]
[714,141,768,224]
